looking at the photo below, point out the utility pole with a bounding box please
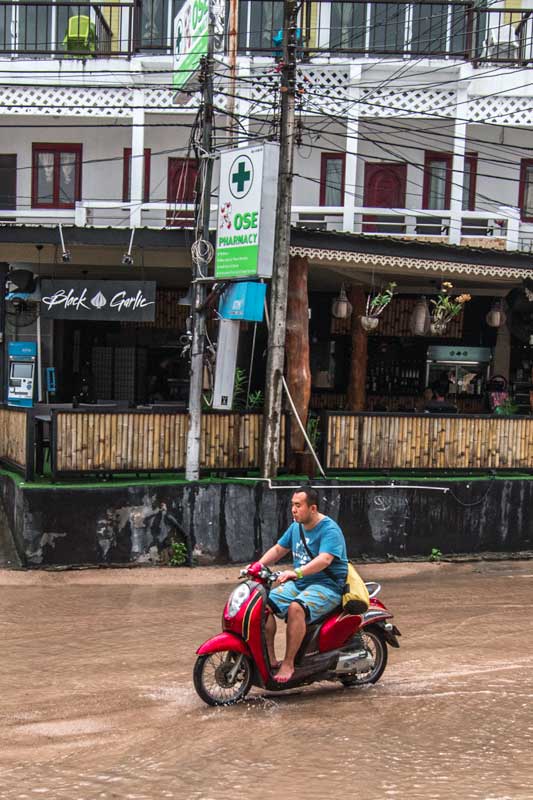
[260,1,298,478]
[185,4,215,481]
[226,0,238,146]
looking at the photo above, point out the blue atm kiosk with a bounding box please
[7,342,37,407]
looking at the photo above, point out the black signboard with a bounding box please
[40,280,156,322]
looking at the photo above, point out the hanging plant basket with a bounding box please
[430,320,447,335]
[429,283,472,337]
[360,315,380,332]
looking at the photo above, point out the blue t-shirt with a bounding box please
[278,516,348,592]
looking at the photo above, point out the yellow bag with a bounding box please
[342,562,370,615]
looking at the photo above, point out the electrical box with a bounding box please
[212,319,240,410]
[218,282,266,322]
[7,342,37,408]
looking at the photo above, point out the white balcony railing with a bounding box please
[0,201,522,252]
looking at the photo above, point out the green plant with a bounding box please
[430,282,471,325]
[247,389,264,409]
[429,547,442,562]
[232,367,248,410]
[169,539,188,566]
[306,412,321,449]
[494,397,519,416]
[366,282,397,318]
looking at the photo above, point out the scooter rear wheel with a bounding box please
[193,651,253,706]
[339,627,388,687]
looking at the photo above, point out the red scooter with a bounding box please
[193,562,401,706]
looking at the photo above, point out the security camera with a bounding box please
[61,251,72,263]
[122,227,135,267]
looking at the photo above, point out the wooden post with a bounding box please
[260,0,298,478]
[347,286,367,411]
[285,255,311,455]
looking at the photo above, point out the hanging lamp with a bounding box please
[332,285,353,319]
[486,300,506,328]
[409,296,431,336]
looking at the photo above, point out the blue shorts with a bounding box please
[268,582,342,623]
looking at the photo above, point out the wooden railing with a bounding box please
[324,412,533,470]
[0,407,29,476]
[51,410,287,477]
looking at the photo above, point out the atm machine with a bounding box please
[7,342,37,407]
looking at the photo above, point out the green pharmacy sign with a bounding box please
[215,143,280,279]
[173,0,210,90]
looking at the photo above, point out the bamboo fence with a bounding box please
[0,407,28,472]
[324,412,533,470]
[53,410,286,475]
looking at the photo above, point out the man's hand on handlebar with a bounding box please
[277,570,298,584]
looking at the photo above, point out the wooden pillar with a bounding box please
[285,255,311,454]
[347,286,367,411]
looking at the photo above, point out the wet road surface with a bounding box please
[1,560,532,800]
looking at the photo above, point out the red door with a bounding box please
[167,158,198,227]
[363,162,407,233]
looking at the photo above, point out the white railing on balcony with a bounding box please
[290,205,521,251]
[0,201,522,251]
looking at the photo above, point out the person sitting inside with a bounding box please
[425,383,457,413]
[416,386,434,411]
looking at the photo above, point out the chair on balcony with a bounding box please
[63,15,97,55]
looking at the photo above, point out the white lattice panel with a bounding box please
[145,87,203,112]
[468,95,533,126]
[249,65,350,116]
[360,88,456,118]
[0,86,134,116]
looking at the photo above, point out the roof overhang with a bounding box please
[290,229,533,288]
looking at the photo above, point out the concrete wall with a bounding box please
[2,475,532,567]
[1,113,529,229]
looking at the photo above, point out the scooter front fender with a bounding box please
[196,632,251,657]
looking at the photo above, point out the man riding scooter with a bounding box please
[256,485,348,683]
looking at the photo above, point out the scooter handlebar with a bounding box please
[239,564,281,584]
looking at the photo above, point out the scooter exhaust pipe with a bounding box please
[335,650,373,674]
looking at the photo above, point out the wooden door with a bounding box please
[167,158,198,227]
[363,162,407,233]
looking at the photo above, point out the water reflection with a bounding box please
[1,562,533,799]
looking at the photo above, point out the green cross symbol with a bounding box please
[232,161,251,193]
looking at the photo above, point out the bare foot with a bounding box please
[275,662,294,683]
[269,659,281,671]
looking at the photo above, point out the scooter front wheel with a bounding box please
[193,651,254,706]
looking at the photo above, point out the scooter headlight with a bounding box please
[226,583,251,618]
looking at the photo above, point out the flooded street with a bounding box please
[1,560,532,800]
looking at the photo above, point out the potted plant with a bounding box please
[430,282,471,335]
[360,282,397,332]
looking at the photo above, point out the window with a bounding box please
[32,143,82,209]
[249,1,284,52]
[0,155,16,209]
[123,148,151,202]
[423,152,477,210]
[519,160,533,222]
[330,3,365,50]
[320,153,345,206]
[167,157,198,226]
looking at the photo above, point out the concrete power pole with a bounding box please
[185,7,215,482]
[260,1,298,478]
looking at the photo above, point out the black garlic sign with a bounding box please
[40,280,156,322]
